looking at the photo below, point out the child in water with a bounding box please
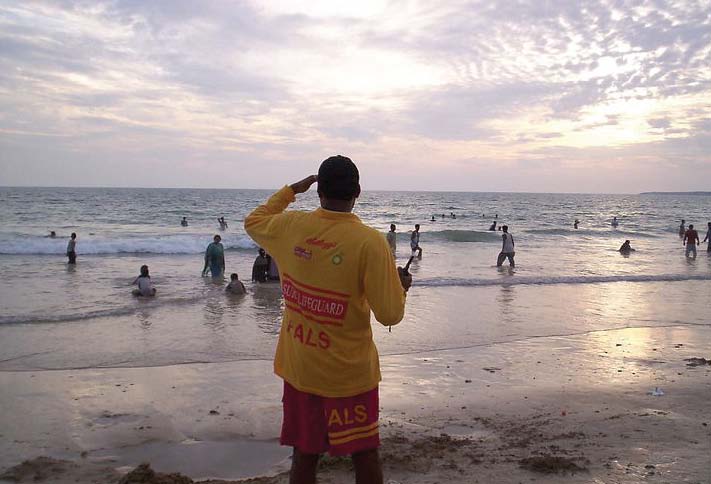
[226,273,246,295]
[132,265,157,297]
[619,240,635,254]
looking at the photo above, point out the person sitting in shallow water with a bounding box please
[619,240,635,254]
[132,265,157,297]
[226,273,246,295]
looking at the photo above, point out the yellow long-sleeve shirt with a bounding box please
[244,186,407,397]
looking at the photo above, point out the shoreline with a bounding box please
[1,324,710,483]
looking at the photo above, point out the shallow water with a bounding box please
[0,188,709,371]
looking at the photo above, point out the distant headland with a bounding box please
[640,191,711,196]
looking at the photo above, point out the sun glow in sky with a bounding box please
[0,0,710,192]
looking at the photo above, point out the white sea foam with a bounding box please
[0,234,257,255]
[417,273,711,287]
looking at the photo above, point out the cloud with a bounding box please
[0,0,709,191]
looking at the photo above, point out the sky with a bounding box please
[0,0,710,192]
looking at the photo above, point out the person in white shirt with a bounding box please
[66,233,77,264]
[410,224,422,258]
[497,225,515,267]
[132,265,156,297]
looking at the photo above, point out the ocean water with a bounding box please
[0,187,709,371]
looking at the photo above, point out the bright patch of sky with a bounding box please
[0,0,709,192]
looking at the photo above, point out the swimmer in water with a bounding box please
[226,273,246,295]
[251,248,269,282]
[202,235,225,278]
[489,221,497,231]
[618,240,635,254]
[574,219,579,229]
[66,233,77,264]
[611,216,619,227]
[678,219,685,237]
[132,265,157,297]
[386,224,397,256]
[683,224,700,258]
[496,225,515,268]
[181,217,188,227]
[410,224,423,258]
[218,217,228,230]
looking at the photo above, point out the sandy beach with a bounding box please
[2,324,709,484]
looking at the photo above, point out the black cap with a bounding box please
[317,155,360,201]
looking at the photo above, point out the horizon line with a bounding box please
[1,185,710,196]
[0,184,675,196]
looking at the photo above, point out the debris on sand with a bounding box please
[685,357,710,367]
[519,454,588,474]
[0,457,79,482]
[118,463,193,484]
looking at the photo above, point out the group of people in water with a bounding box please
[129,242,274,298]
[385,221,515,268]
[383,215,711,269]
[178,216,229,229]
[51,214,710,297]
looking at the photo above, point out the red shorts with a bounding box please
[280,381,379,456]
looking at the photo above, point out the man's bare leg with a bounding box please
[289,448,319,484]
[353,448,383,484]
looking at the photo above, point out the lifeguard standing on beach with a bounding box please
[244,155,412,484]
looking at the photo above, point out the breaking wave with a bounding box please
[524,228,660,238]
[422,230,500,243]
[416,273,711,287]
[0,234,257,255]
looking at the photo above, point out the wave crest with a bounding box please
[0,234,257,255]
[424,230,500,243]
[417,273,711,287]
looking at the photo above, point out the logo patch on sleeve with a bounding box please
[294,246,312,260]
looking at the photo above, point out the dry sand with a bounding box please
[1,325,710,484]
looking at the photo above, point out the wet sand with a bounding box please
[1,325,710,484]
